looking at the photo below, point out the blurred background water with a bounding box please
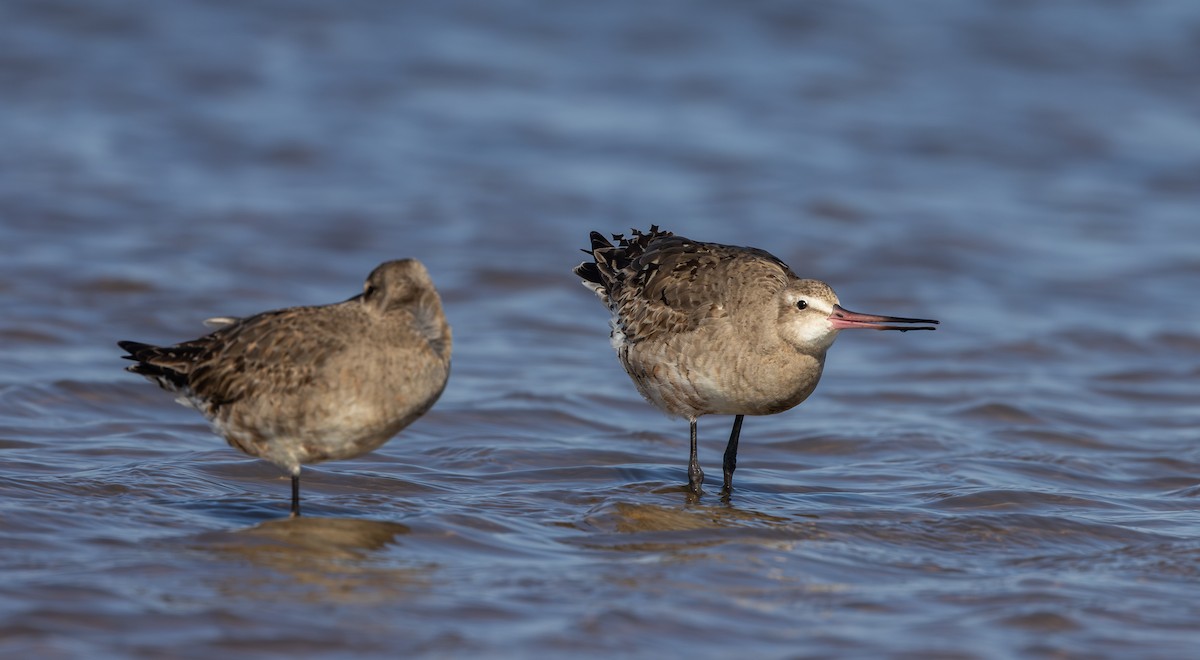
[2,0,1199,657]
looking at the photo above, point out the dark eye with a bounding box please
[796,300,808,310]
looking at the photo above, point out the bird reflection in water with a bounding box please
[197,517,426,603]
[577,500,820,554]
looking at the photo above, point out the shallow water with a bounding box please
[2,0,1200,657]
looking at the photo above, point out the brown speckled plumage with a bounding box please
[120,259,451,516]
[575,226,936,496]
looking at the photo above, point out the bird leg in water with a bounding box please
[721,414,744,498]
[688,419,704,495]
[290,471,301,517]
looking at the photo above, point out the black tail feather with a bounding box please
[118,340,191,389]
[574,225,674,292]
[588,231,612,252]
[573,261,602,284]
[118,340,158,361]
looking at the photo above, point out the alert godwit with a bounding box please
[574,227,936,496]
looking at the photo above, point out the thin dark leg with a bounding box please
[687,418,704,495]
[721,414,745,498]
[290,471,301,517]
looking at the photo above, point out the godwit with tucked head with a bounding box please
[119,259,452,516]
[574,226,937,497]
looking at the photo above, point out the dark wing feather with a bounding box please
[120,306,351,409]
[573,225,673,306]
[575,226,794,344]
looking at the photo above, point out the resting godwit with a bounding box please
[119,259,451,516]
[574,226,937,496]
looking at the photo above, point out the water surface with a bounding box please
[2,1,1199,657]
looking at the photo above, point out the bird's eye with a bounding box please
[796,300,808,310]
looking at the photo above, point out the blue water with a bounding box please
[2,1,1199,657]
